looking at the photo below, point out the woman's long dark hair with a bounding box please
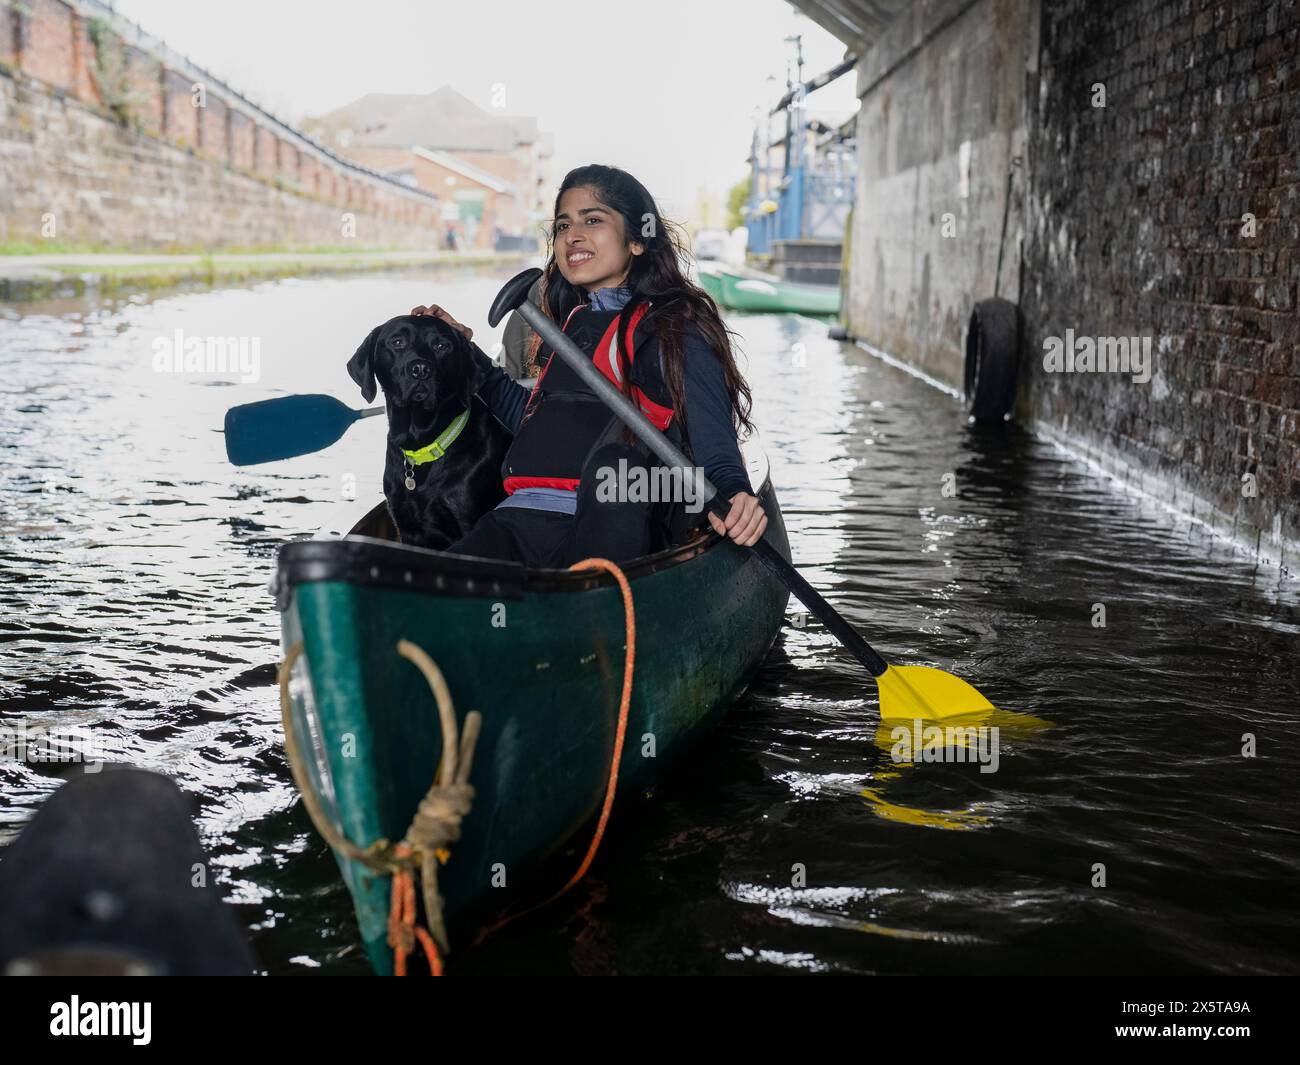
[528,164,755,447]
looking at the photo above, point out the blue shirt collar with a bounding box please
[587,286,632,312]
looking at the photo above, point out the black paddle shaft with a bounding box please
[488,269,890,678]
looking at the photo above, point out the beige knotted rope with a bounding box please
[278,638,480,974]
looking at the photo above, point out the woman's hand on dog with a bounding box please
[708,492,767,547]
[410,303,473,342]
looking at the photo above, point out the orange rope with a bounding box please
[387,842,443,976]
[550,558,635,896]
[474,556,636,944]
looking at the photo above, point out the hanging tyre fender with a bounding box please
[964,298,1021,424]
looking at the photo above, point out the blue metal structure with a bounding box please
[744,46,856,256]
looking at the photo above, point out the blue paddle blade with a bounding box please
[224,394,366,466]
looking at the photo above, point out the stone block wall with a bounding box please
[0,0,443,250]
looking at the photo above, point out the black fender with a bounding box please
[964,297,1021,424]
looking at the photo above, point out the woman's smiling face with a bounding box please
[553,185,642,292]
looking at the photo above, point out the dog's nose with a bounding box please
[408,361,431,380]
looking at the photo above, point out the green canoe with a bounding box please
[698,263,840,316]
[273,446,790,974]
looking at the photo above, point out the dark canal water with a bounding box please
[2,269,1297,974]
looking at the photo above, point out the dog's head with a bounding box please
[347,315,488,450]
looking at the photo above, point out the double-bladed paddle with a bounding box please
[223,394,384,466]
[488,267,995,720]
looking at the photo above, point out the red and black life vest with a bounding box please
[501,301,680,494]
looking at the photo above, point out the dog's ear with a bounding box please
[347,326,381,404]
[459,338,492,408]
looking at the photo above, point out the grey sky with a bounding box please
[111,0,858,223]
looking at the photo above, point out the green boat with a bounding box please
[699,263,840,316]
[273,445,790,974]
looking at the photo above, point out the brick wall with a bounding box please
[196,89,225,160]
[228,111,254,173]
[0,0,443,249]
[22,0,76,91]
[254,124,277,180]
[1021,0,1299,547]
[70,9,94,103]
[162,67,197,148]
[413,152,510,249]
[124,45,163,135]
[840,0,1298,552]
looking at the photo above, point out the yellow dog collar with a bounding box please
[401,409,470,466]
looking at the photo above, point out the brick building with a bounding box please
[306,86,553,251]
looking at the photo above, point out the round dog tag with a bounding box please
[404,475,416,491]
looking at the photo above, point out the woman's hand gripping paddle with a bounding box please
[488,268,995,721]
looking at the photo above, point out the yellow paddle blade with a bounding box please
[860,786,992,830]
[875,664,995,721]
[872,708,1051,758]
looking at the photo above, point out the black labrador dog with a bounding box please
[347,315,509,550]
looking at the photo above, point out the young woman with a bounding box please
[411,163,767,567]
